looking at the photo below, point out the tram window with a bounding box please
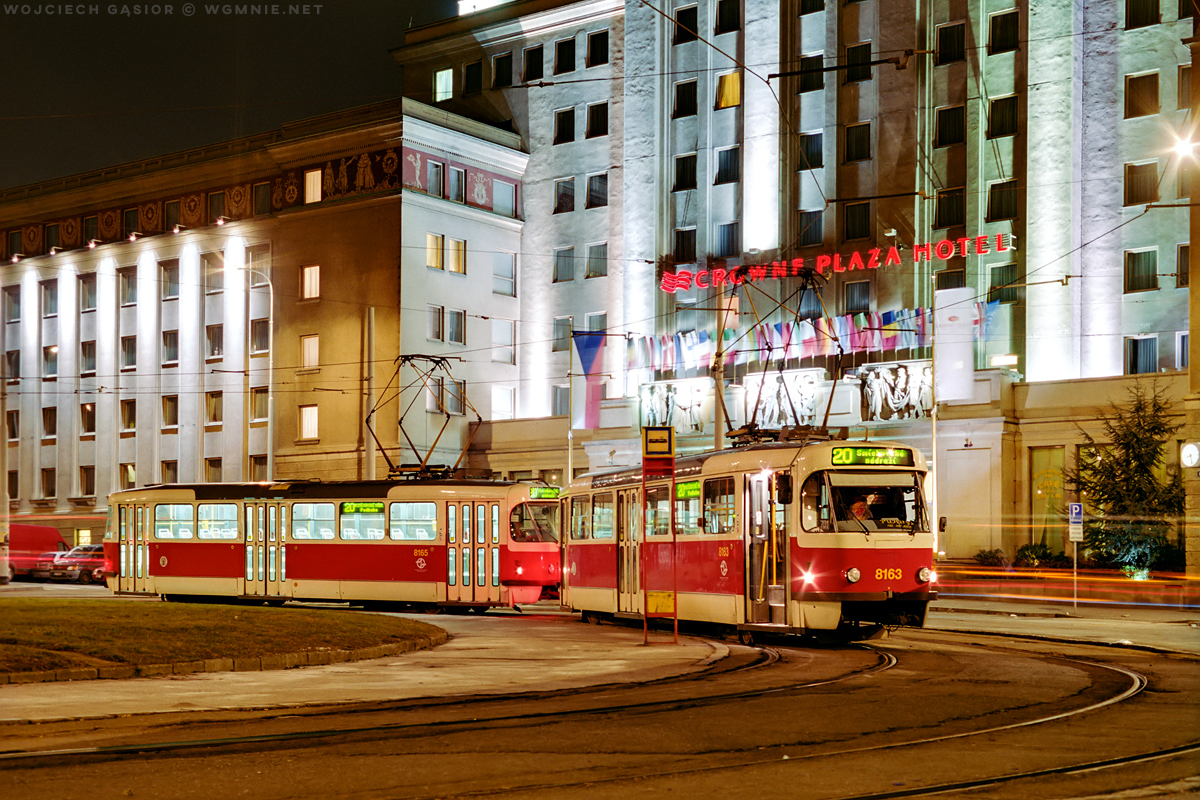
[702,477,736,534]
[291,502,335,539]
[389,502,438,540]
[644,486,671,537]
[510,502,559,543]
[197,503,239,539]
[154,503,194,539]
[570,496,590,539]
[800,473,832,532]
[340,501,385,540]
[675,482,702,535]
[592,493,614,539]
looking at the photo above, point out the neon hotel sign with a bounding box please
[659,233,1014,294]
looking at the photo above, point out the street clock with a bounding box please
[1182,442,1200,469]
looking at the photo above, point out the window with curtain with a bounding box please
[1124,249,1158,292]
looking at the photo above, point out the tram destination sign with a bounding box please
[831,446,914,467]
[341,501,385,514]
[529,486,561,499]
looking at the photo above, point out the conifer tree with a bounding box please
[1062,382,1184,575]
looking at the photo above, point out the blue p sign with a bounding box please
[1068,503,1083,524]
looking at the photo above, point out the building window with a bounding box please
[845,281,870,314]
[426,234,445,270]
[45,223,59,251]
[493,251,516,296]
[206,391,223,425]
[800,0,823,12]
[428,305,444,341]
[251,318,270,353]
[1126,0,1160,28]
[587,243,608,278]
[674,154,698,191]
[845,43,872,82]
[554,37,575,74]
[1183,0,1195,18]
[253,182,271,215]
[935,188,966,228]
[206,324,224,359]
[7,229,21,256]
[8,470,17,499]
[3,286,19,322]
[121,399,137,430]
[524,45,543,81]
[300,334,320,369]
[163,395,179,427]
[160,259,179,299]
[163,202,180,232]
[937,269,966,290]
[675,5,698,43]
[798,210,823,246]
[293,265,318,303]
[493,51,513,88]
[554,108,576,144]
[936,105,966,146]
[41,280,57,317]
[447,239,466,274]
[83,215,98,243]
[447,379,467,415]
[79,466,95,497]
[493,387,515,421]
[798,132,822,168]
[121,336,136,369]
[987,180,1019,221]
[447,309,465,345]
[80,402,95,435]
[715,222,740,259]
[554,247,576,282]
[552,385,570,416]
[433,68,452,102]
[162,330,179,364]
[207,192,225,225]
[936,22,965,64]
[492,319,515,364]
[463,60,483,95]
[1124,249,1158,292]
[5,410,16,440]
[587,312,608,333]
[80,341,96,375]
[1179,333,1190,369]
[42,345,57,378]
[989,10,1019,53]
[122,208,139,240]
[5,350,18,381]
[299,405,319,440]
[586,102,608,138]
[250,455,268,482]
[844,201,870,240]
[845,122,871,162]
[553,316,572,352]
[304,169,321,203]
[1178,243,1189,287]
[798,55,824,93]
[674,80,698,118]
[119,463,135,490]
[42,406,57,438]
[988,95,1019,138]
[1124,162,1158,205]
[117,268,136,305]
[1125,72,1160,117]
[1125,336,1158,374]
[715,147,740,184]
[427,160,444,197]
[202,252,223,293]
[554,178,575,213]
[251,387,268,421]
[426,377,444,412]
[42,468,56,498]
[161,461,178,483]
[989,263,1020,303]
[494,181,516,217]
[587,29,609,66]
[715,72,742,109]
[715,0,740,34]
[448,167,465,203]
[674,228,697,263]
[205,458,223,483]
[586,173,608,208]
[1179,65,1191,109]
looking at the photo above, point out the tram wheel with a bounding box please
[737,630,755,646]
[582,610,602,625]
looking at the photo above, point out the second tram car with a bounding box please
[562,438,935,640]
[104,479,561,610]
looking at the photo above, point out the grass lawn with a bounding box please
[0,598,443,674]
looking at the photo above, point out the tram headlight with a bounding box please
[844,567,861,584]
[917,566,932,583]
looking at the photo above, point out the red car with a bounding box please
[47,544,107,585]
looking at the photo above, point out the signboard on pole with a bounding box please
[642,426,675,479]
[1068,502,1083,543]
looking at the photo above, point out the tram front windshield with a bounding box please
[510,502,560,543]
[801,471,927,533]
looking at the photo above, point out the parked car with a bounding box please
[30,551,66,581]
[48,544,107,585]
[7,524,70,581]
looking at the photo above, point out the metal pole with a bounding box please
[714,293,726,451]
[366,306,376,480]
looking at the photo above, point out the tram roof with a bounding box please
[109,478,536,502]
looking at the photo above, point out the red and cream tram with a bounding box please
[104,479,561,610]
[562,438,935,640]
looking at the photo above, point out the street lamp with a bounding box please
[241,264,274,481]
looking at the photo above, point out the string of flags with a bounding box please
[625,302,998,372]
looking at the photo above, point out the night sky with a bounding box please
[0,1,460,191]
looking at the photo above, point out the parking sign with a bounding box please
[1068,502,1083,542]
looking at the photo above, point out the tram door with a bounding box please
[617,489,641,613]
[446,501,501,605]
[116,503,152,594]
[746,474,788,625]
[242,504,286,599]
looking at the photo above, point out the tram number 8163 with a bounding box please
[875,567,904,581]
